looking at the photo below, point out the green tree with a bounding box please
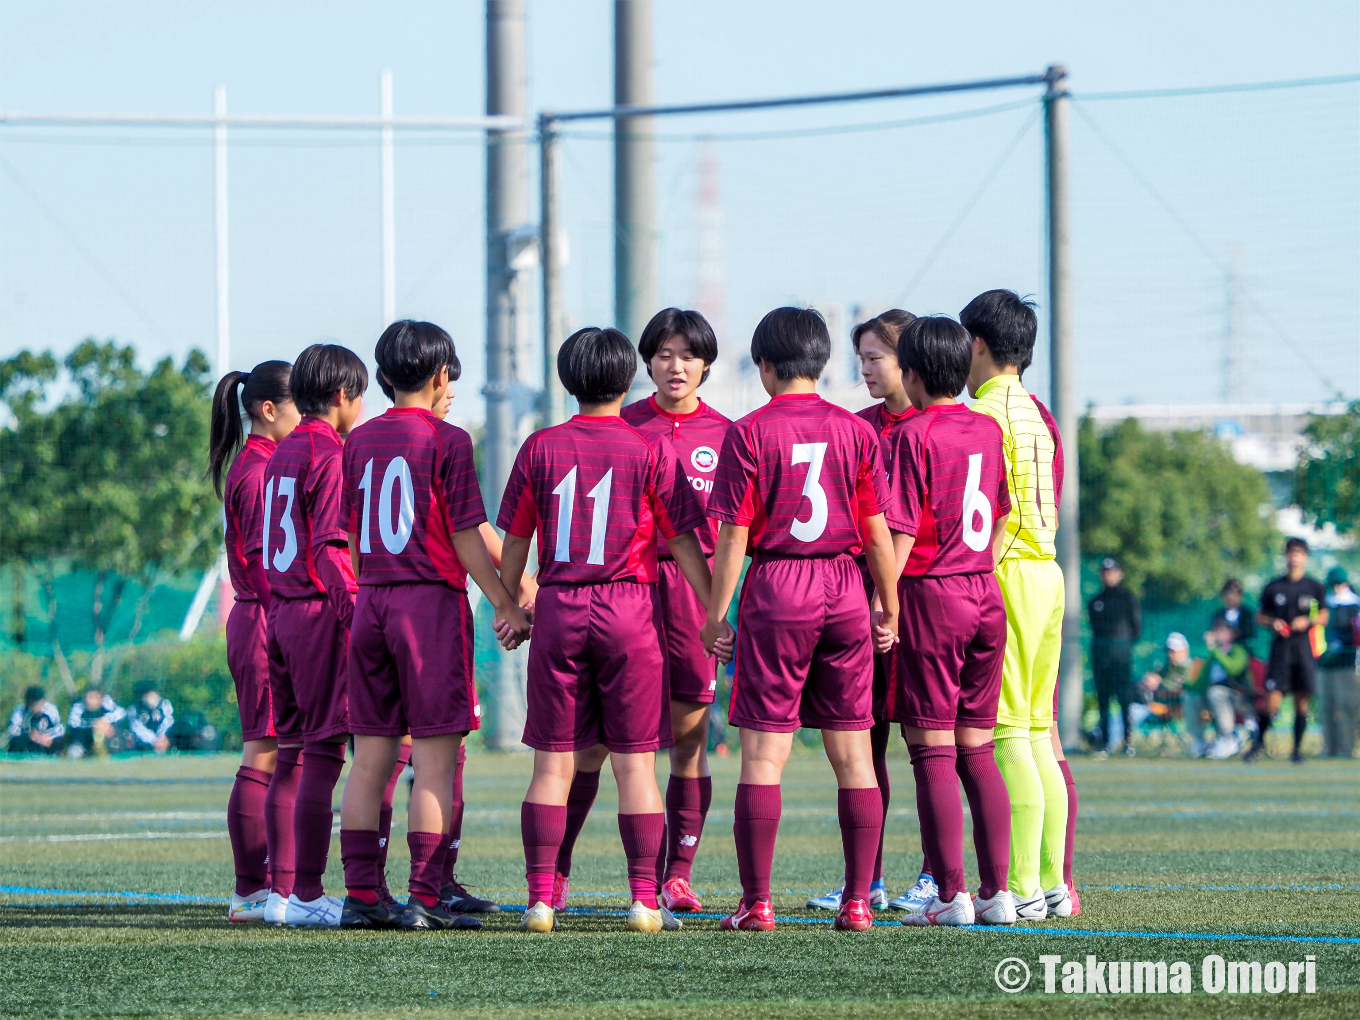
[1079,415,1274,603]
[1295,402,1360,534]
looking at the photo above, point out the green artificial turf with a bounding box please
[2,747,1358,1018]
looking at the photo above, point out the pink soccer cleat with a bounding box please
[720,899,775,932]
[832,897,874,931]
[660,876,703,913]
[551,872,569,912]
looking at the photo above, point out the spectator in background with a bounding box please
[1189,619,1254,759]
[1140,631,1191,729]
[7,685,66,754]
[1089,556,1142,756]
[127,680,174,754]
[1319,566,1360,757]
[1209,579,1258,655]
[67,686,126,758]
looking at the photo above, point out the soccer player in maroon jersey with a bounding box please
[883,316,1016,927]
[210,361,301,923]
[701,306,900,933]
[497,326,733,934]
[262,344,367,927]
[544,309,730,916]
[337,321,531,931]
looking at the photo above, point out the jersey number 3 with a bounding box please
[262,477,298,572]
[790,442,828,543]
[551,467,613,564]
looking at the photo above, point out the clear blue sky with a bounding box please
[1,0,1356,415]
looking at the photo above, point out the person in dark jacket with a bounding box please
[67,686,126,758]
[127,680,175,754]
[1208,579,1257,656]
[7,685,66,754]
[1320,566,1359,757]
[1089,557,1142,755]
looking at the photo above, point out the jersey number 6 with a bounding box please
[961,453,994,553]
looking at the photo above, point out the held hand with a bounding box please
[494,603,533,650]
[518,573,539,617]
[700,617,726,657]
[872,609,899,655]
[709,620,736,665]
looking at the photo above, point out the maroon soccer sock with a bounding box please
[619,812,665,909]
[522,801,568,907]
[407,831,445,907]
[870,720,892,883]
[1058,758,1077,885]
[909,743,964,902]
[340,828,381,903]
[733,783,781,905]
[955,742,1011,899]
[292,741,346,902]
[838,787,885,905]
[265,746,303,897]
[555,769,601,878]
[663,776,708,883]
[376,744,412,893]
[441,745,467,887]
[228,766,272,896]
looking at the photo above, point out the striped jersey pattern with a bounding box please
[262,417,355,598]
[223,434,276,601]
[496,415,705,586]
[708,392,890,558]
[341,407,487,589]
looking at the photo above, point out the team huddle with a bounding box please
[210,288,1079,933]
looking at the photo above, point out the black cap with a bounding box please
[1101,557,1121,571]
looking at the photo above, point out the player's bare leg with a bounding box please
[662,701,711,911]
[554,743,608,909]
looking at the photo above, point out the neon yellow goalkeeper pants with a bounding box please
[992,557,1068,899]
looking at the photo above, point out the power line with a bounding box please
[1075,72,1360,101]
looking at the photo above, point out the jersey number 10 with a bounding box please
[357,457,416,555]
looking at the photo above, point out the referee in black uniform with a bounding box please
[1089,557,1142,755]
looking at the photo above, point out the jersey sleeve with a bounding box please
[707,421,759,526]
[855,425,891,522]
[992,419,1013,517]
[883,427,925,535]
[439,428,489,533]
[1033,396,1064,511]
[306,439,350,548]
[340,443,358,536]
[648,434,705,540]
[495,436,538,538]
[237,467,267,555]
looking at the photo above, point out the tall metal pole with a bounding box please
[614,0,657,401]
[213,85,229,377]
[380,69,396,328]
[1046,65,1083,748]
[485,0,529,749]
[540,115,568,425]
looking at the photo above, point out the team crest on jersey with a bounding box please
[691,446,718,473]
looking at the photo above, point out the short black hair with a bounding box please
[291,344,369,417]
[851,309,916,353]
[1285,537,1309,554]
[1220,578,1243,595]
[750,306,830,381]
[897,315,972,398]
[23,685,44,705]
[374,320,461,401]
[960,289,1038,372]
[638,308,718,385]
[558,327,637,404]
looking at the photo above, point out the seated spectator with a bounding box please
[127,680,174,754]
[7,685,66,754]
[1140,632,1193,725]
[66,685,126,758]
[1187,619,1255,759]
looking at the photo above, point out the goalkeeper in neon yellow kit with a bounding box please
[962,290,1073,920]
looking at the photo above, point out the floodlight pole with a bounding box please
[213,85,229,378]
[380,69,396,327]
[615,0,657,403]
[540,114,568,425]
[1045,65,1084,748]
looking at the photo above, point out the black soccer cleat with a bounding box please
[1290,749,1305,764]
[340,894,401,929]
[441,878,501,914]
[1243,742,1264,764]
[400,897,483,931]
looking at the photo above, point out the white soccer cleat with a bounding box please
[1044,883,1073,918]
[228,888,270,923]
[284,893,342,927]
[1014,888,1048,921]
[806,883,844,911]
[900,890,975,926]
[1208,736,1240,760]
[263,891,289,925]
[869,878,889,910]
[659,904,683,931]
[519,901,556,933]
[973,889,1018,925]
[889,872,938,912]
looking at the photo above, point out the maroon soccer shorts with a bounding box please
[226,600,276,742]
[347,583,480,738]
[524,581,672,753]
[266,596,349,744]
[893,572,1006,730]
[729,554,875,733]
[658,558,718,705]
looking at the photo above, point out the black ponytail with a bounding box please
[208,360,293,498]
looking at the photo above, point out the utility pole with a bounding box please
[213,85,229,377]
[485,0,529,748]
[1046,65,1083,749]
[540,114,568,424]
[1222,247,1244,404]
[380,68,396,328]
[614,0,657,401]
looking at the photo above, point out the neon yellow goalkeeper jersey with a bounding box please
[970,374,1059,562]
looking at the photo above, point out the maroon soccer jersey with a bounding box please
[855,401,917,440]
[708,393,890,558]
[496,415,705,586]
[263,417,356,598]
[340,407,487,589]
[621,395,731,556]
[884,404,1012,577]
[224,434,276,600]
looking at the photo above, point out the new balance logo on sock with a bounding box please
[680,834,698,847]
[377,838,386,848]
[450,839,460,848]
